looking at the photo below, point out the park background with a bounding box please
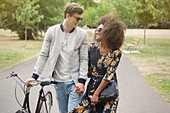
[0,0,170,107]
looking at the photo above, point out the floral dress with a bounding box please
[70,42,122,113]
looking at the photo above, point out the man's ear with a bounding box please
[66,13,70,18]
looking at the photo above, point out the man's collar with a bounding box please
[60,23,75,33]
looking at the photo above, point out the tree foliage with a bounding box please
[13,0,44,29]
[79,0,116,27]
[147,0,170,29]
[147,0,170,20]
[12,0,44,46]
[0,3,7,23]
[1,0,25,38]
[67,0,97,10]
[1,0,66,40]
[114,0,140,26]
[37,0,67,31]
[1,0,170,40]
[137,0,155,24]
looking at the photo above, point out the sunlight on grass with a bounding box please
[123,37,170,57]
[0,37,43,71]
[123,36,170,103]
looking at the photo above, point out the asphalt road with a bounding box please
[0,56,170,113]
[125,29,170,38]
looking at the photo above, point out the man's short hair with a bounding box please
[64,3,84,18]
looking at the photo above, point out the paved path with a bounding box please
[125,29,170,39]
[117,56,170,113]
[0,56,170,113]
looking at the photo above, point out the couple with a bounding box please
[26,2,126,113]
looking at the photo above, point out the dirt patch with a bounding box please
[127,56,170,77]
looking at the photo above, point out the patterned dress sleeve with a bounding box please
[87,43,94,77]
[102,49,122,81]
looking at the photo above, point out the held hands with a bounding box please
[25,78,36,88]
[74,83,85,95]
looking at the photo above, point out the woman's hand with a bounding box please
[90,80,110,106]
[91,93,99,106]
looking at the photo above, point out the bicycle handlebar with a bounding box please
[10,71,26,84]
[9,71,58,87]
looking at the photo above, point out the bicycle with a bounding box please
[7,71,58,113]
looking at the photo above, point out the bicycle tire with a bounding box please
[39,91,53,113]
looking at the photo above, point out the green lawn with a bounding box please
[123,36,170,103]
[0,36,43,71]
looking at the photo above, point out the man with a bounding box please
[26,3,88,113]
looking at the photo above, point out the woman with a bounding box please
[71,13,126,113]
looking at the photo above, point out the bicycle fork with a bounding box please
[16,88,31,113]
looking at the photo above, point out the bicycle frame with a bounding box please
[16,88,31,113]
[8,72,56,113]
[16,85,52,113]
[35,87,51,113]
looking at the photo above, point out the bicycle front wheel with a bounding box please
[39,91,53,113]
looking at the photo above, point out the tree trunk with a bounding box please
[37,22,39,39]
[25,19,27,47]
[18,29,34,40]
[144,23,147,45]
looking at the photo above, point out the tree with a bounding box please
[136,0,155,45]
[1,0,17,29]
[1,0,36,40]
[148,0,170,20]
[114,0,140,26]
[13,0,44,47]
[77,0,141,28]
[1,0,66,40]
[67,0,97,10]
[79,0,116,27]
[0,3,7,24]
[147,0,170,29]
[37,0,67,32]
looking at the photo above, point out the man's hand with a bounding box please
[74,83,85,95]
[26,78,36,88]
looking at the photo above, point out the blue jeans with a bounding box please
[54,81,83,113]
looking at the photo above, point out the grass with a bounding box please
[122,36,170,103]
[122,37,170,57]
[145,73,170,103]
[0,29,170,104]
[0,36,43,71]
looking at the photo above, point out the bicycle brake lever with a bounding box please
[6,76,10,79]
[6,71,17,79]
